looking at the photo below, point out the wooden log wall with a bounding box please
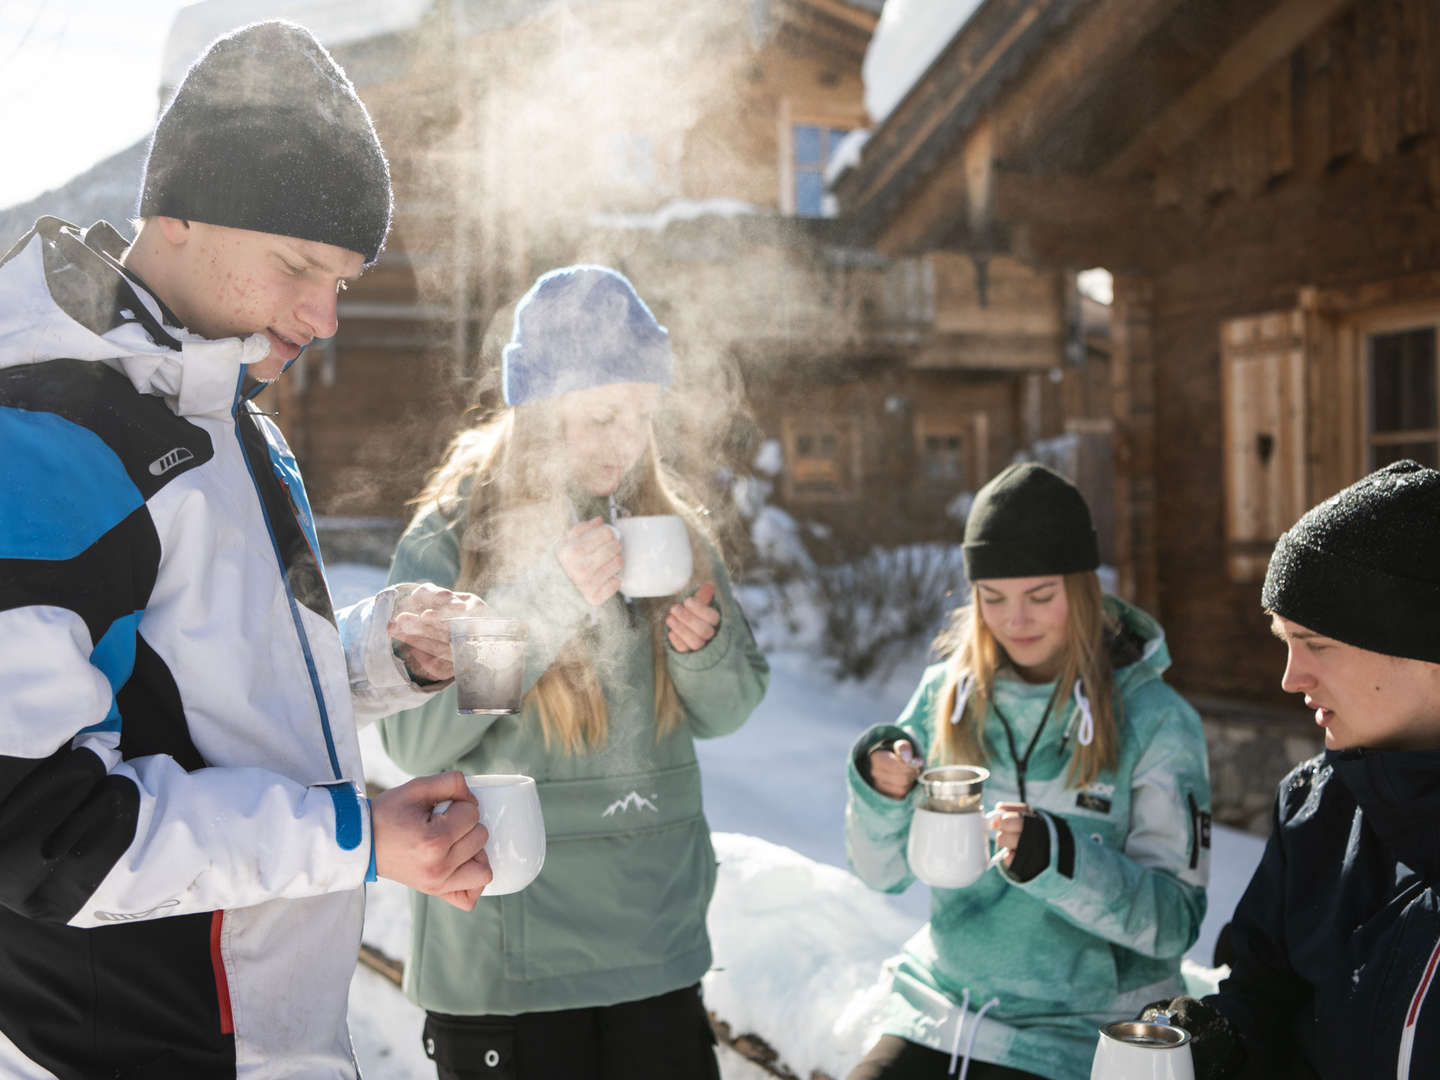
[1132,0,1440,704]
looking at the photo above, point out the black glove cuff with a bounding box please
[1006,811,1051,882]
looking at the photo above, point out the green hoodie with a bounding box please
[845,598,1210,1080]
[378,500,769,1015]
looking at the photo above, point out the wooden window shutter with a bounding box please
[1220,309,1309,582]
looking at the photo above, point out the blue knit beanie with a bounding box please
[140,20,392,265]
[502,266,672,406]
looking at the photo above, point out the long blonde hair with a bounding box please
[932,572,1120,788]
[410,402,714,754]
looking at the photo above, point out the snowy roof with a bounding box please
[160,0,434,93]
[862,0,986,124]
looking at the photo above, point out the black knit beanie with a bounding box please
[962,463,1100,580]
[1262,460,1440,663]
[139,20,392,265]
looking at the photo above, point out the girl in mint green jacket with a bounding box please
[845,464,1210,1080]
[377,266,768,1080]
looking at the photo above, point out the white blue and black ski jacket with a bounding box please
[0,218,438,1078]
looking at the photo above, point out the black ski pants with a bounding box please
[422,983,720,1080]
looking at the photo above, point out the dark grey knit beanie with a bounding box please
[1262,460,1440,663]
[962,462,1100,580]
[139,20,392,264]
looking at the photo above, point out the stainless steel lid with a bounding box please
[917,765,988,812]
[1097,1021,1191,1049]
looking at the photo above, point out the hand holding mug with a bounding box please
[666,583,720,652]
[988,801,1031,868]
[388,584,489,682]
[556,518,623,606]
[869,738,922,799]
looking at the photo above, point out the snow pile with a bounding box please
[862,0,986,124]
[704,833,909,1079]
[589,197,763,232]
[752,438,784,477]
[750,505,817,574]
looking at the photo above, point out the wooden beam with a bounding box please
[992,169,1154,227]
[1103,0,1355,178]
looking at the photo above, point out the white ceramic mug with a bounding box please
[608,515,693,598]
[434,774,546,896]
[446,617,527,715]
[1089,1020,1195,1080]
[906,806,999,888]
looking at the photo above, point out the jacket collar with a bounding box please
[1329,746,1440,881]
[0,216,269,420]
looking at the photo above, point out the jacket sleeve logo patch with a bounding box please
[148,446,195,476]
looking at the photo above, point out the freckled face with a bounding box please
[160,221,364,380]
[1272,615,1440,750]
[976,575,1070,682]
[555,381,662,497]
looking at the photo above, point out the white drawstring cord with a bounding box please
[957,998,1000,1080]
[946,989,971,1075]
[949,673,974,726]
[1072,680,1094,747]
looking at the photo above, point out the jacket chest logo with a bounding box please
[602,791,659,818]
[1075,781,1115,814]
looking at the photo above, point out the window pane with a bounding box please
[1368,327,1437,432]
[1371,440,1439,470]
[794,170,824,217]
[793,125,822,166]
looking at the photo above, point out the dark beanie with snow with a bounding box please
[1262,459,1440,664]
[502,265,672,406]
[139,20,392,264]
[962,462,1100,580]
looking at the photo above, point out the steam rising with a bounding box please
[389,0,862,567]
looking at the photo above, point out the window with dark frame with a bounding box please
[1366,326,1440,469]
[787,421,849,494]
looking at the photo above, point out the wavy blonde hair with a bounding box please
[931,571,1120,788]
[410,402,714,754]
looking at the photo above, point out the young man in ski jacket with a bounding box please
[1142,459,1440,1080]
[0,20,494,1079]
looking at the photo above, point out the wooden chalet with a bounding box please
[833,0,1440,823]
[152,0,1117,561]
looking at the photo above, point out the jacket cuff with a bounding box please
[338,584,450,694]
[846,724,920,820]
[317,780,374,887]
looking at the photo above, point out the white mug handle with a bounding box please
[432,799,453,815]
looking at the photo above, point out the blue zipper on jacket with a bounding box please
[231,364,343,780]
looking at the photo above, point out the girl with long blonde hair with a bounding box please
[844,463,1211,1080]
[377,265,769,1080]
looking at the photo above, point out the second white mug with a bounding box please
[608,515,693,598]
[435,774,546,896]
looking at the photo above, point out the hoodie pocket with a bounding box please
[503,814,716,981]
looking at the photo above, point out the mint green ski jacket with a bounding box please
[377,500,769,1015]
[845,598,1210,1080]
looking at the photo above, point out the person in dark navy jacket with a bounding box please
[0,20,494,1080]
[1142,460,1440,1080]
